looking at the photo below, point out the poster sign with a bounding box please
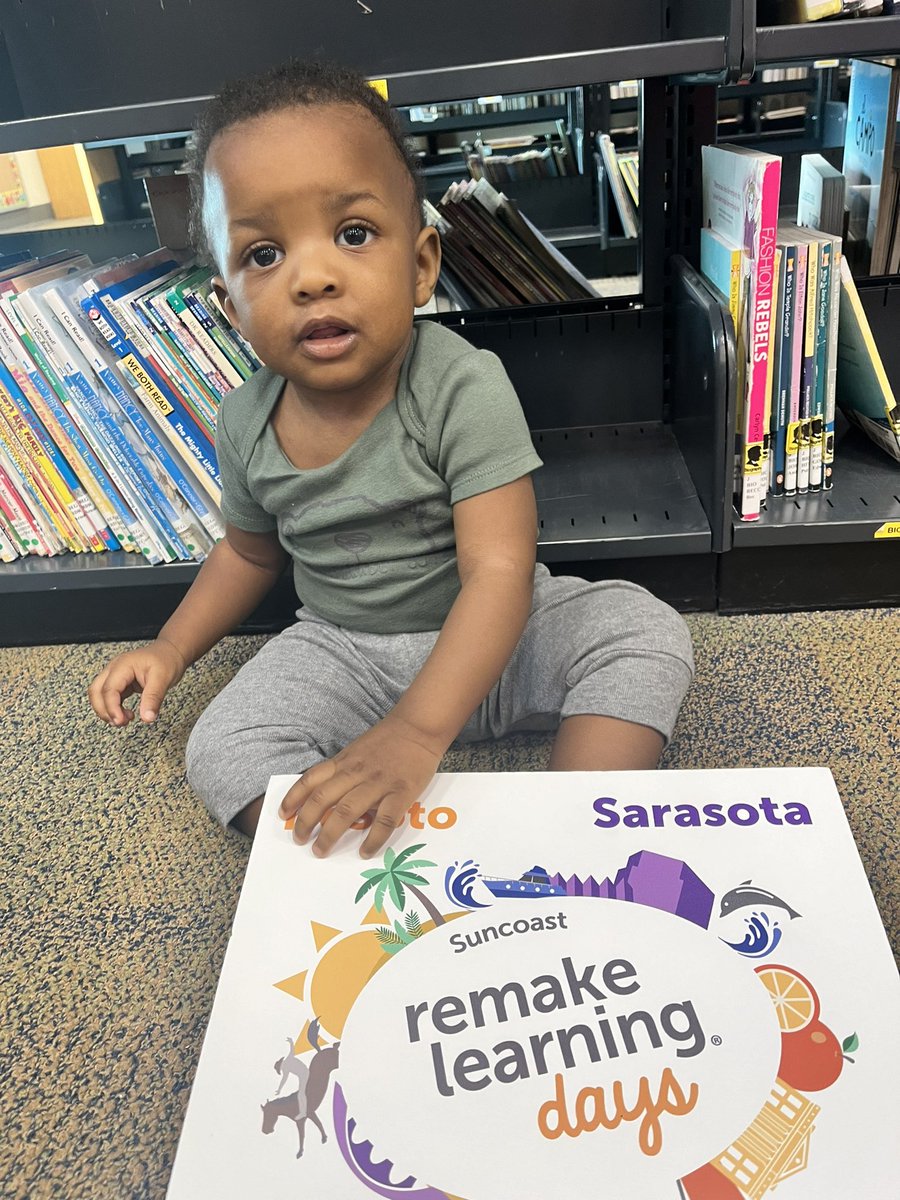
[167,769,900,1200]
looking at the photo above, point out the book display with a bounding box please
[0,0,899,630]
[166,769,900,1200]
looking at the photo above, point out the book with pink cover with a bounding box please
[166,769,900,1200]
[702,144,782,521]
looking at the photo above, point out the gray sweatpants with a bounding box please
[186,564,694,827]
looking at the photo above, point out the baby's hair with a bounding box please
[186,58,425,264]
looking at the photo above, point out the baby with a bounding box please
[89,59,693,858]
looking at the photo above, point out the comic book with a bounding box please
[167,769,900,1200]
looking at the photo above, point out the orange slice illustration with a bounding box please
[755,964,820,1032]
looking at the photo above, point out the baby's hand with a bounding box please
[88,638,187,727]
[279,715,443,858]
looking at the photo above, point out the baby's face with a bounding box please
[205,103,439,403]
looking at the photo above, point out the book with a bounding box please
[842,59,900,276]
[770,235,800,496]
[836,255,900,462]
[165,768,900,1200]
[597,134,639,240]
[796,154,846,239]
[702,143,782,520]
[700,227,747,495]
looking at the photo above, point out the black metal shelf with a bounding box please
[402,106,568,137]
[732,429,900,547]
[534,424,711,560]
[754,14,900,65]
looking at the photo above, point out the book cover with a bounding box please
[836,255,900,462]
[842,59,900,276]
[702,144,783,520]
[761,247,781,499]
[166,769,900,1200]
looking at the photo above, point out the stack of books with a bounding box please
[427,177,598,310]
[0,248,260,564]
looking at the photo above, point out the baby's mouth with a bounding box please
[299,323,357,359]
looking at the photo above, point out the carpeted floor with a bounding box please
[2,607,898,1199]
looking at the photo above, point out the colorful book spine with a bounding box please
[784,240,808,496]
[0,303,120,549]
[822,236,842,490]
[79,281,221,490]
[771,239,797,497]
[761,246,781,500]
[189,279,258,380]
[809,238,832,491]
[0,356,104,551]
[797,240,819,494]
[169,283,239,393]
[0,292,139,553]
[14,289,178,563]
[47,283,223,549]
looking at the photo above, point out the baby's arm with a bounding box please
[89,524,287,726]
[281,474,538,856]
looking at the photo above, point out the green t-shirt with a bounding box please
[215,319,543,633]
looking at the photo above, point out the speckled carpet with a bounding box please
[2,608,898,1200]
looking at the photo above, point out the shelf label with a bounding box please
[874,522,900,540]
[368,78,388,100]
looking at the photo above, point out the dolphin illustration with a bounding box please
[719,880,801,920]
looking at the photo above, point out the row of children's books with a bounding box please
[0,246,260,564]
[701,58,900,521]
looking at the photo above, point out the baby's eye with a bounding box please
[249,245,282,268]
[338,224,374,248]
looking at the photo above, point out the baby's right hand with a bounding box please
[88,638,187,727]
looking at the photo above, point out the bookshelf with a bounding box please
[0,1,898,644]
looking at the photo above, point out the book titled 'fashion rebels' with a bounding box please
[166,770,900,1200]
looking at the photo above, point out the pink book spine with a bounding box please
[740,158,782,520]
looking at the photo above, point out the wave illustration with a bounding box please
[721,910,782,957]
[444,859,492,909]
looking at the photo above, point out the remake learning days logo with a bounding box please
[264,819,869,1200]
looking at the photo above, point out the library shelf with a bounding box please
[534,424,711,560]
[754,14,900,66]
[732,432,900,547]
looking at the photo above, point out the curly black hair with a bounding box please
[186,58,424,264]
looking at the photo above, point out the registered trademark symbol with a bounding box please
[711,1035,723,1046]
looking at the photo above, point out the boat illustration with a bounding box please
[481,865,564,898]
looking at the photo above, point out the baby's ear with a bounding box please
[414,224,441,308]
[211,275,242,335]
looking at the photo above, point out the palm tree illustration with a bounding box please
[355,844,445,927]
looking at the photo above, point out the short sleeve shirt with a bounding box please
[215,319,542,633]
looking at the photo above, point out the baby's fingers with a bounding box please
[89,665,135,726]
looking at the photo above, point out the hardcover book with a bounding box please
[166,769,900,1200]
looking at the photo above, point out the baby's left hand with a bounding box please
[279,714,444,858]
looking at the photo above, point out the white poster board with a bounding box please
[167,769,900,1200]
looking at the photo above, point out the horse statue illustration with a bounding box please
[261,1018,340,1159]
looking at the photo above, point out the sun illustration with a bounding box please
[274,903,468,1043]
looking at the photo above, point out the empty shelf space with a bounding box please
[532,424,711,560]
